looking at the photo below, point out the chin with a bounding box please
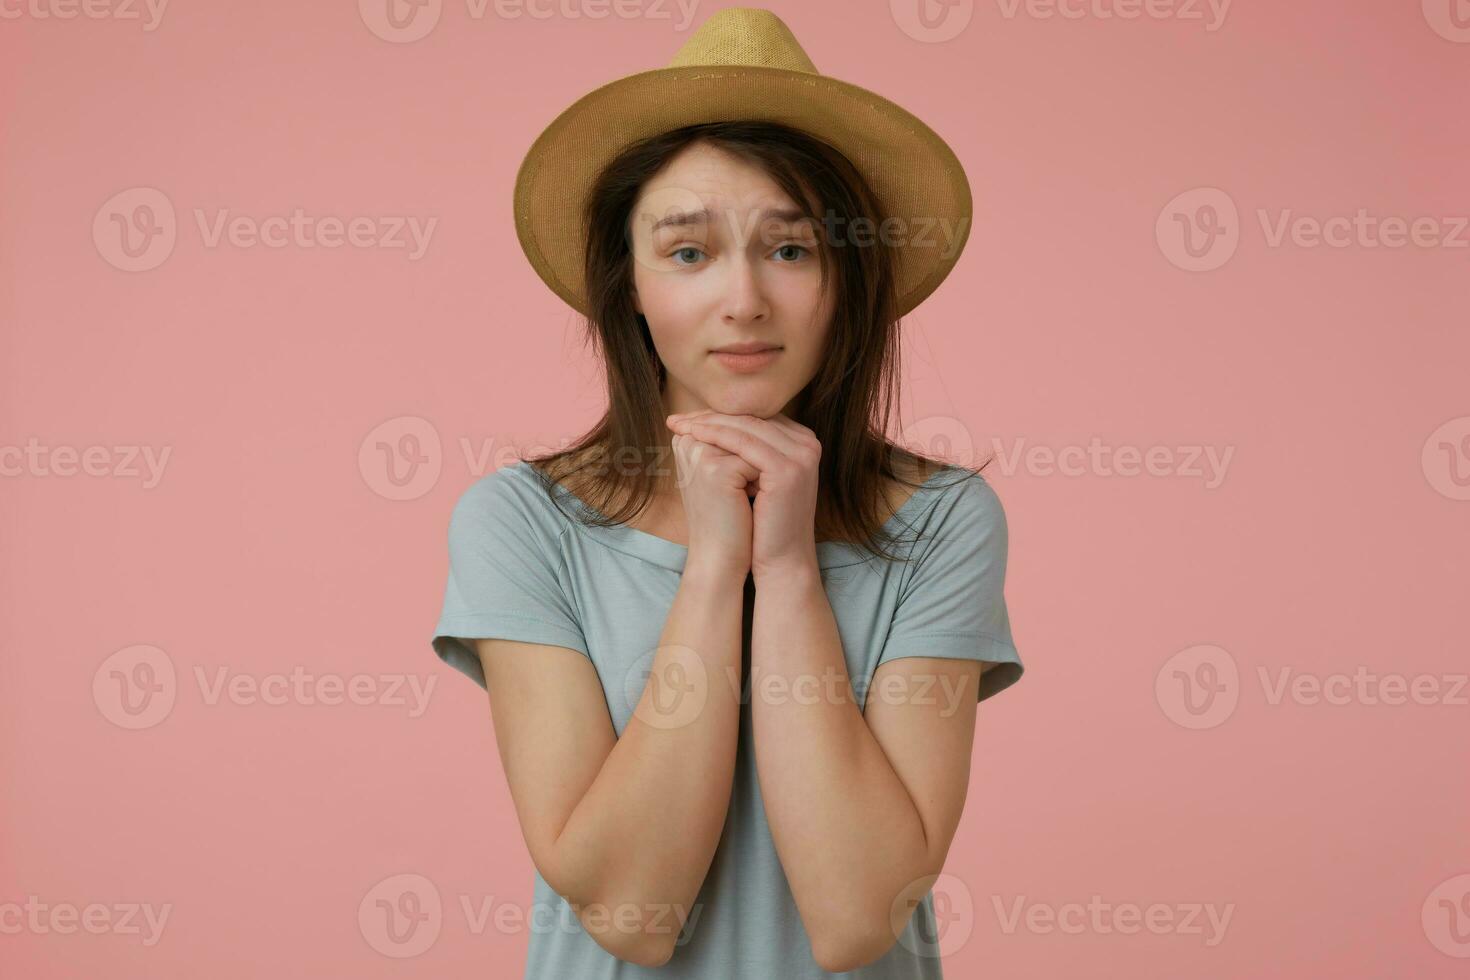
[704,388,793,419]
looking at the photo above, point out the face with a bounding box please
[628,141,836,423]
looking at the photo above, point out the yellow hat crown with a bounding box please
[667,7,819,74]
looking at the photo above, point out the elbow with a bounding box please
[809,916,899,974]
[811,934,893,974]
[561,882,682,968]
[587,925,677,968]
[538,850,684,966]
[561,893,680,967]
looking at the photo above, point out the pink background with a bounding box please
[3,0,1468,976]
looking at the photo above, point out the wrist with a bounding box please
[752,556,821,591]
[681,554,750,591]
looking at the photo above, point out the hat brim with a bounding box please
[513,65,973,319]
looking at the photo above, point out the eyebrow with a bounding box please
[647,206,812,233]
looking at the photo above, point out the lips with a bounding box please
[711,345,781,373]
[712,341,782,354]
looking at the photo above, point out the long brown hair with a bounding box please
[522,120,982,561]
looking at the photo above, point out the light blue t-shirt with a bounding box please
[432,459,1023,978]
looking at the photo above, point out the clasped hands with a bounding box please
[665,410,821,582]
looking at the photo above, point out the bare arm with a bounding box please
[750,565,982,973]
[474,561,745,967]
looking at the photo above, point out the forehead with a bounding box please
[634,141,802,216]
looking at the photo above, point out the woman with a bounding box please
[432,8,1024,977]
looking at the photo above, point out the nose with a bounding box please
[720,252,770,325]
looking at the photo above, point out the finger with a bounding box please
[675,418,800,474]
[675,429,760,484]
[676,413,809,461]
[764,413,820,447]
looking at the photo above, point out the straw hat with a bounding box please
[512,6,973,319]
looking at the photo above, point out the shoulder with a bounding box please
[915,463,1008,544]
[447,461,575,544]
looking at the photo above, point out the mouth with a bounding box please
[711,342,783,355]
[710,343,782,373]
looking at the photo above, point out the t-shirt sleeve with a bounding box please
[431,469,591,690]
[876,472,1024,703]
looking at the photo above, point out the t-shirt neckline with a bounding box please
[524,460,952,572]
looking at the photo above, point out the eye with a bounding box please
[672,246,706,266]
[773,244,811,262]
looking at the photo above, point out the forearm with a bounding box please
[550,562,745,959]
[750,564,932,968]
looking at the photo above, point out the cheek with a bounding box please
[633,266,703,327]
